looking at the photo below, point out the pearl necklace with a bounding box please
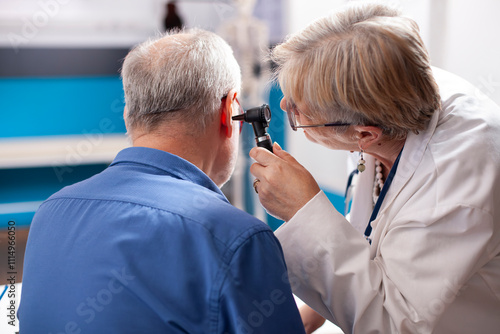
[373,160,385,205]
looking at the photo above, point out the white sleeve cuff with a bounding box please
[278,190,338,228]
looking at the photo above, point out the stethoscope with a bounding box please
[343,149,403,244]
[344,169,359,217]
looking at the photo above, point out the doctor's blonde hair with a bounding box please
[271,2,441,139]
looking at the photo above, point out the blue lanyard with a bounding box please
[364,149,403,243]
[344,169,359,215]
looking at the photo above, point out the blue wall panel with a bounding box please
[0,164,109,228]
[0,76,126,138]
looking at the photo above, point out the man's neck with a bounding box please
[132,127,217,181]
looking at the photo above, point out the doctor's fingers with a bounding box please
[249,151,293,187]
[249,160,289,205]
[249,161,276,187]
[249,159,321,222]
[249,153,320,196]
[249,162,300,221]
[249,143,298,167]
[249,147,277,167]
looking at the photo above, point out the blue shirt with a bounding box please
[19,147,305,334]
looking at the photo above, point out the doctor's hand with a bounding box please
[249,143,321,222]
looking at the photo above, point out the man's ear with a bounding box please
[123,107,128,129]
[352,125,383,150]
[220,88,238,138]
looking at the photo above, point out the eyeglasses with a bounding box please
[221,94,244,134]
[286,101,351,131]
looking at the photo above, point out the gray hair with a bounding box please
[121,28,241,133]
[271,2,440,139]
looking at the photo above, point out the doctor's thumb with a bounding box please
[273,142,297,163]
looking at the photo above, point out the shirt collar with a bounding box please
[110,147,227,201]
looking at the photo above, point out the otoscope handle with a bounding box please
[256,134,273,153]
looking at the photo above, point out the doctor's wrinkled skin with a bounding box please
[250,2,500,333]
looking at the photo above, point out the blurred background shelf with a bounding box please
[0,135,129,230]
[0,134,129,169]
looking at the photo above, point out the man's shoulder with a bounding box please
[43,165,272,248]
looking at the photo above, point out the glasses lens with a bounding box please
[286,101,298,131]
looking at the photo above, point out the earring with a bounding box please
[357,150,366,173]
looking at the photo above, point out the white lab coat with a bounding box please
[275,68,500,334]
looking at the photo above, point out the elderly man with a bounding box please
[19,29,305,334]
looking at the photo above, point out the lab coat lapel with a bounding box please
[375,107,441,223]
[349,107,441,236]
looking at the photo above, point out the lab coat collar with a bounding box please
[349,107,441,234]
[389,108,440,202]
[110,146,227,201]
[373,106,441,229]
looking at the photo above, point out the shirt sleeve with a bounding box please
[275,191,496,334]
[217,230,306,334]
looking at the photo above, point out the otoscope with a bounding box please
[232,104,273,153]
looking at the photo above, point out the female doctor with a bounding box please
[250,2,500,334]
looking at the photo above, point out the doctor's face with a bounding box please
[280,97,358,152]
